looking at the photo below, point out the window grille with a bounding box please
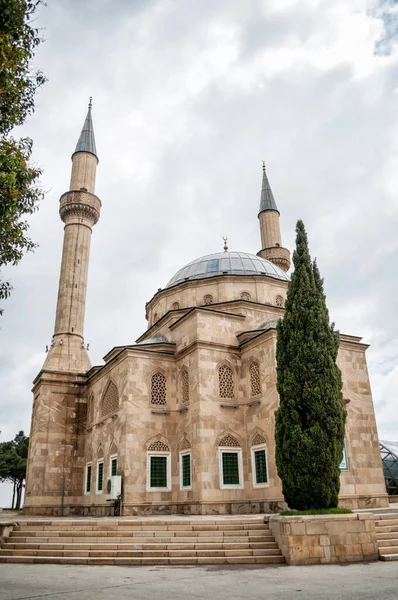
[181,367,189,403]
[86,465,92,493]
[250,361,261,396]
[181,454,191,488]
[111,457,118,477]
[150,456,168,488]
[101,382,119,418]
[252,432,267,446]
[222,452,240,485]
[254,449,268,484]
[180,437,191,451]
[219,434,240,447]
[87,395,94,425]
[240,291,251,301]
[148,440,169,452]
[203,294,213,305]
[97,462,104,492]
[172,301,180,310]
[151,372,167,405]
[219,364,234,398]
[275,295,284,307]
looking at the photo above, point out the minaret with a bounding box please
[43,98,101,372]
[257,162,290,272]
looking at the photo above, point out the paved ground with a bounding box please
[1,562,398,600]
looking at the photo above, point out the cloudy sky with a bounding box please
[1,0,398,506]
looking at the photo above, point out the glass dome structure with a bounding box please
[166,251,289,288]
[380,441,398,496]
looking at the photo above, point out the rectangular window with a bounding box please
[110,456,118,477]
[85,464,92,494]
[251,445,269,488]
[222,452,239,485]
[97,461,104,493]
[254,450,267,484]
[151,456,167,488]
[180,452,191,489]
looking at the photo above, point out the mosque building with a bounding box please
[23,104,388,515]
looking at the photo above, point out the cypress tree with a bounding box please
[275,220,346,510]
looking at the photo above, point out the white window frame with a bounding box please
[84,462,92,495]
[109,454,118,477]
[251,444,269,488]
[96,459,104,495]
[179,450,192,490]
[218,447,244,490]
[147,451,172,492]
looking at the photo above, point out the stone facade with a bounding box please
[23,107,388,516]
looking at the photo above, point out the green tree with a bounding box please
[0,430,29,509]
[275,220,346,510]
[0,0,46,314]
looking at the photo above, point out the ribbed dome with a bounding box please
[166,251,289,288]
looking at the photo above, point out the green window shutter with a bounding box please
[182,454,191,487]
[222,452,239,485]
[111,458,117,476]
[86,465,91,493]
[97,462,104,491]
[254,449,267,484]
[150,456,167,488]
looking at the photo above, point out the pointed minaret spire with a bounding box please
[257,162,290,272]
[259,161,278,213]
[43,101,102,372]
[73,97,98,160]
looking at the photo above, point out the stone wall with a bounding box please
[268,513,379,565]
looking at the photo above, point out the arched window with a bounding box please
[240,291,251,301]
[172,301,180,310]
[249,361,261,396]
[87,394,94,426]
[181,367,189,403]
[251,433,268,488]
[219,364,234,399]
[147,439,171,491]
[151,372,167,405]
[203,294,213,305]
[275,295,284,307]
[101,382,119,418]
[218,434,243,489]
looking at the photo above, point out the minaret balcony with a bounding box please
[59,189,101,225]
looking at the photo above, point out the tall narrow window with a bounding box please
[110,455,118,477]
[180,451,192,489]
[97,460,104,493]
[251,444,269,488]
[85,464,92,494]
[147,440,171,491]
[249,361,261,397]
[87,395,94,426]
[218,435,243,489]
[151,372,167,405]
[218,364,234,399]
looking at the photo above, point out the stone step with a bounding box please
[2,541,278,551]
[374,514,398,521]
[380,553,398,561]
[0,555,285,565]
[13,523,266,532]
[0,547,282,558]
[9,532,271,542]
[376,526,398,534]
[7,536,274,547]
[11,527,269,535]
[375,532,398,540]
[375,520,398,527]
[378,546,398,555]
[16,519,266,527]
[11,529,269,537]
[377,538,398,548]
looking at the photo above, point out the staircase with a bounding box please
[0,517,285,565]
[376,514,398,561]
